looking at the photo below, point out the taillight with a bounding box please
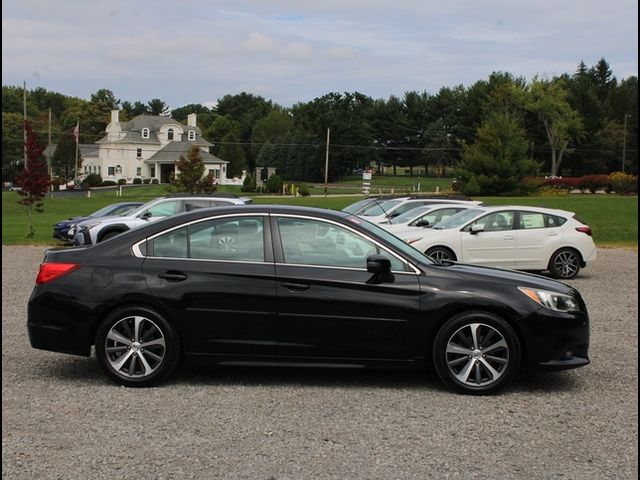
[575,226,592,236]
[36,263,81,285]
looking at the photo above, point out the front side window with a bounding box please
[277,217,405,271]
[361,200,402,217]
[143,200,182,218]
[467,211,515,232]
[167,128,174,140]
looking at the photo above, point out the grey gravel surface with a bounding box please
[2,245,638,479]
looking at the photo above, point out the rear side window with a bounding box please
[148,217,265,262]
[518,212,567,229]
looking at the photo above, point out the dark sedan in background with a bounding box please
[52,202,143,242]
[29,205,590,394]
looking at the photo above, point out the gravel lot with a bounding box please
[2,245,638,479]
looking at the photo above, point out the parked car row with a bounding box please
[341,196,597,280]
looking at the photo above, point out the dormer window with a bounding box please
[141,128,150,139]
[167,128,174,141]
[188,130,195,141]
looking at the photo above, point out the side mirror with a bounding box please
[470,224,484,235]
[141,211,152,220]
[415,219,430,227]
[366,254,395,284]
[387,212,400,218]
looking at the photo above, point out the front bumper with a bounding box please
[517,301,590,371]
[73,228,93,246]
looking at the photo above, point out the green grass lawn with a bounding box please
[2,188,637,247]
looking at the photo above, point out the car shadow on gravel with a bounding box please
[33,355,582,394]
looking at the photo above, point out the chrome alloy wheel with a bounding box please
[552,250,580,279]
[104,315,166,379]
[445,323,509,388]
[217,235,238,253]
[426,247,454,261]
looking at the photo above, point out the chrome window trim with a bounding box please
[274,262,417,275]
[131,213,269,260]
[273,214,421,275]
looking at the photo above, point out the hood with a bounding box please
[428,261,573,294]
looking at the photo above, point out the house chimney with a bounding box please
[187,113,196,127]
[111,109,120,124]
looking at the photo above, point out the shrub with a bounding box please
[241,175,256,192]
[297,184,310,197]
[609,172,637,195]
[265,174,283,193]
[101,180,117,186]
[132,177,143,185]
[578,175,610,193]
[81,173,103,188]
[117,178,127,185]
[151,178,159,184]
[143,178,151,184]
[462,176,480,196]
[543,177,580,192]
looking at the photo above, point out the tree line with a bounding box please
[2,58,637,190]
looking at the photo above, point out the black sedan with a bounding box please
[28,205,590,394]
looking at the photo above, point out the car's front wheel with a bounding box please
[95,306,180,387]
[433,311,521,395]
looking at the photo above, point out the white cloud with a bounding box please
[2,0,637,107]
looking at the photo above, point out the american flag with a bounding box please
[72,122,79,143]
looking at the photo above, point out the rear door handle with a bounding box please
[158,271,188,282]
[281,282,310,292]
[548,232,559,237]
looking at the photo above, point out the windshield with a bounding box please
[347,215,434,266]
[433,208,486,230]
[360,199,402,217]
[390,205,432,224]
[342,198,376,215]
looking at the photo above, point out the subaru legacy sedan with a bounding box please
[28,206,590,394]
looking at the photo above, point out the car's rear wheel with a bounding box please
[425,246,456,262]
[95,306,180,387]
[548,248,581,279]
[433,311,521,395]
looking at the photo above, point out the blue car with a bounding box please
[53,202,143,242]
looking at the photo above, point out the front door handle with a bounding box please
[504,235,514,240]
[158,271,188,282]
[281,282,310,292]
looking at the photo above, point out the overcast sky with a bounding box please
[2,0,638,109]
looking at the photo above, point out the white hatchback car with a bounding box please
[357,196,483,224]
[396,206,597,279]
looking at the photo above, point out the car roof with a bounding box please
[474,205,574,216]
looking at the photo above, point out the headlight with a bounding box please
[518,287,579,312]
[83,222,102,231]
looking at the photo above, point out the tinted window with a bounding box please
[277,217,405,271]
[150,227,188,258]
[360,200,402,217]
[190,217,264,261]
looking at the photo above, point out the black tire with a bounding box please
[433,311,521,395]
[95,305,180,387]
[425,246,456,262]
[548,248,582,279]
[99,230,123,242]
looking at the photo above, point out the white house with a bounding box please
[81,110,229,183]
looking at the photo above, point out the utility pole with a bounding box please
[23,81,27,169]
[324,127,330,197]
[74,120,80,184]
[622,113,630,172]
